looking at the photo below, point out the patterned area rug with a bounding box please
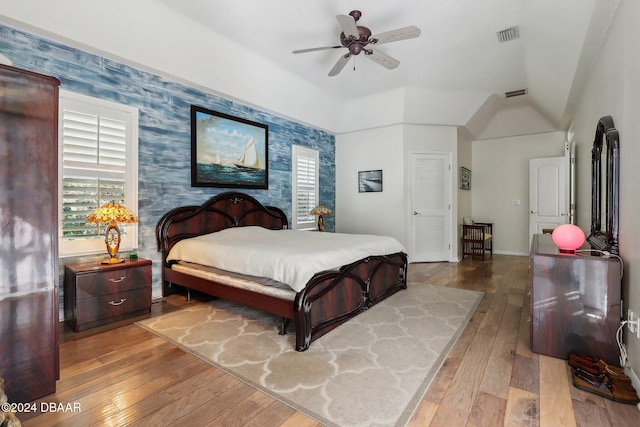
[136,283,483,427]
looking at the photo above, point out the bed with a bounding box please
[156,191,408,351]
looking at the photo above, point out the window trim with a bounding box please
[58,91,139,257]
[291,145,319,230]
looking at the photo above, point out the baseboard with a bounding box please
[493,250,528,256]
[451,251,528,261]
[624,366,640,412]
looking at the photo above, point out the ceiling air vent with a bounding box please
[497,26,520,43]
[505,88,527,98]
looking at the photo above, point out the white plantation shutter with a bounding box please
[63,112,127,172]
[292,146,319,229]
[59,91,139,256]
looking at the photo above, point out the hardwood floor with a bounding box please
[16,255,640,426]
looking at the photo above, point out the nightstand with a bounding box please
[64,258,152,332]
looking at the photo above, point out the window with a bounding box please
[291,145,319,230]
[59,91,139,257]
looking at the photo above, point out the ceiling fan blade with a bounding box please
[364,48,400,70]
[370,26,421,46]
[292,46,343,54]
[336,14,359,38]
[328,53,351,76]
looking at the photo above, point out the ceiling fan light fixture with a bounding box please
[293,10,420,76]
[497,26,520,43]
[349,44,362,55]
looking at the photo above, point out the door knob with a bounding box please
[530,210,536,214]
[413,211,421,216]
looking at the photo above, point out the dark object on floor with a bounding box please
[572,369,639,404]
[569,354,639,404]
[568,353,629,380]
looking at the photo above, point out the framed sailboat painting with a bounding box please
[191,105,268,189]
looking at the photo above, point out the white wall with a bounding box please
[403,125,459,260]
[336,123,458,259]
[472,132,566,255]
[0,0,343,132]
[457,129,473,258]
[336,125,405,244]
[570,0,640,376]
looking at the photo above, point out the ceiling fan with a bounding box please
[292,10,421,77]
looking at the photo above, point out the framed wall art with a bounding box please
[358,169,383,193]
[460,167,471,190]
[191,105,268,189]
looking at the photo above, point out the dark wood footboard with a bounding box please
[156,192,408,352]
[294,252,407,351]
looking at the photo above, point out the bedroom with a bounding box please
[1,0,640,425]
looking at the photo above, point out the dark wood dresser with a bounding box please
[529,234,622,365]
[64,259,152,332]
[0,64,60,403]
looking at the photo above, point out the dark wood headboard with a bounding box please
[156,192,288,261]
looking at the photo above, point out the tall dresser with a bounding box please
[0,64,61,402]
[529,234,622,365]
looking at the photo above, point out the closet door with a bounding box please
[0,64,60,402]
[409,152,452,262]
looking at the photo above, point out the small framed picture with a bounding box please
[358,170,383,193]
[460,167,471,190]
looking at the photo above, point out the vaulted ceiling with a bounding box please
[0,0,620,138]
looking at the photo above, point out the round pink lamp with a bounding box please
[551,224,586,254]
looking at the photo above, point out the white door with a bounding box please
[528,156,569,244]
[409,153,452,262]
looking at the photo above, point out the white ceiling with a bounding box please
[152,0,619,136]
[0,0,620,138]
[163,0,528,96]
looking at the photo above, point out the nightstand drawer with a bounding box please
[64,258,152,332]
[75,288,152,330]
[76,265,150,299]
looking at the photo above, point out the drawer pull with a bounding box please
[109,298,127,306]
[110,276,126,283]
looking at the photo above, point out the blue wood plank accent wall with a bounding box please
[0,23,336,294]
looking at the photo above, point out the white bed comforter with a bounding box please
[166,226,406,292]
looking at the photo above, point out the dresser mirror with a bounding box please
[587,115,620,254]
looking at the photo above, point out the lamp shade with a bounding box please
[310,205,332,216]
[86,202,138,264]
[86,202,138,224]
[310,205,332,232]
[551,224,585,253]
